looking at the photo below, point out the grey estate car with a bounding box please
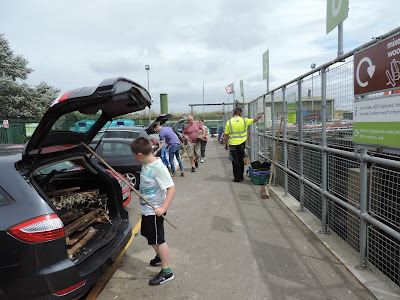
[0,77,151,299]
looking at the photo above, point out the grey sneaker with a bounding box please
[149,270,174,286]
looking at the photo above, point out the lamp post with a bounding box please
[311,63,316,118]
[145,65,150,124]
[202,82,205,117]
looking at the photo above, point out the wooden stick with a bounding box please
[262,117,283,199]
[81,142,178,229]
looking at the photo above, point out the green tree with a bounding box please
[0,34,60,119]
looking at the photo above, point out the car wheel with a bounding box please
[124,172,139,190]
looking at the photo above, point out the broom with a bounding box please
[261,117,283,199]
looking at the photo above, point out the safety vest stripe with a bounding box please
[230,135,247,138]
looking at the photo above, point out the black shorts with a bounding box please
[141,214,166,245]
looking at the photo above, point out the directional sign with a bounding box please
[354,33,400,96]
[262,49,269,80]
[326,0,348,34]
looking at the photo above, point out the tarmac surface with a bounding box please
[94,138,392,300]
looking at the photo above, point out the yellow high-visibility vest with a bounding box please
[224,116,254,145]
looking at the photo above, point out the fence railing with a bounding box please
[245,27,400,290]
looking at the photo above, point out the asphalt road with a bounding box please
[95,138,376,300]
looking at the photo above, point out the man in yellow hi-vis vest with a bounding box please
[224,107,263,182]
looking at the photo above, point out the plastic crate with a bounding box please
[248,166,271,185]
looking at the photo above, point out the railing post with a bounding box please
[271,92,276,186]
[298,80,306,212]
[250,102,256,162]
[320,67,329,234]
[263,95,266,159]
[356,148,369,269]
[282,86,288,196]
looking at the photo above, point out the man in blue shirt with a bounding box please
[152,123,185,178]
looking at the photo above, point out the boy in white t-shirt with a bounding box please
[130,137,176,286]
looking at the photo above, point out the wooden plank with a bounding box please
[46,187,81,196]
[66,227,90,246]
[60,209,84,225]
[64,208,102,237]
[67,228,98,257]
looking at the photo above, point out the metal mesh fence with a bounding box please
[368,226,400,289]
[370,166,400,231]
[328,199,360,253]
[246,27,400,290]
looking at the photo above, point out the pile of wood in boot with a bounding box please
[45,187,111,258]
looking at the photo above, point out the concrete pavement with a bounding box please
[95,138,389,300]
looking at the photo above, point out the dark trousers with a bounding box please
[229,143,245,182]
[200,140,207,158]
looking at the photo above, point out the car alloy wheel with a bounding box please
[124,172,139,189]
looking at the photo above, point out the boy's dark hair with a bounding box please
[130,137,152,155]
[233,107,242,115]
[151,122,160,130]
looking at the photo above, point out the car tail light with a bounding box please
[53,280,86,296]
[150,138,159,147]
[7,214,65,243]
[119,178,128,191]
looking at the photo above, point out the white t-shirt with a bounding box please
[139,158,174,215]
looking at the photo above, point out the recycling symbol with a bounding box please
[356,57,376,88]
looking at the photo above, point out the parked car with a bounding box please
[93,114,172,151]
[170,116,188,145]
[89,114,174,188]
[89,138,141,189]
[0,77,151,299]
[88,115,187,186]
[4,145,132,207]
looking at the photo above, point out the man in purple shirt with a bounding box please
[152,123,184,177]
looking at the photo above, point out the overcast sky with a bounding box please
[1,0,399,115]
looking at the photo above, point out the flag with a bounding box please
[225,83,234,94]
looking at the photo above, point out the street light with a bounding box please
[311,63,316,117]
[145,65,150,124]
[202,82,205,117]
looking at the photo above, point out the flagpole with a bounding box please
[233,90,235,109]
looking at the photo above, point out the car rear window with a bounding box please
[102,142,133,157]
[105,131,140,139]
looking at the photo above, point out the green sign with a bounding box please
[287,92,297,123]
[25,123,39,137]
[353,95,400,148]
[262,49,269,80]
[326,0,348,34]
[240,80,244,97]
